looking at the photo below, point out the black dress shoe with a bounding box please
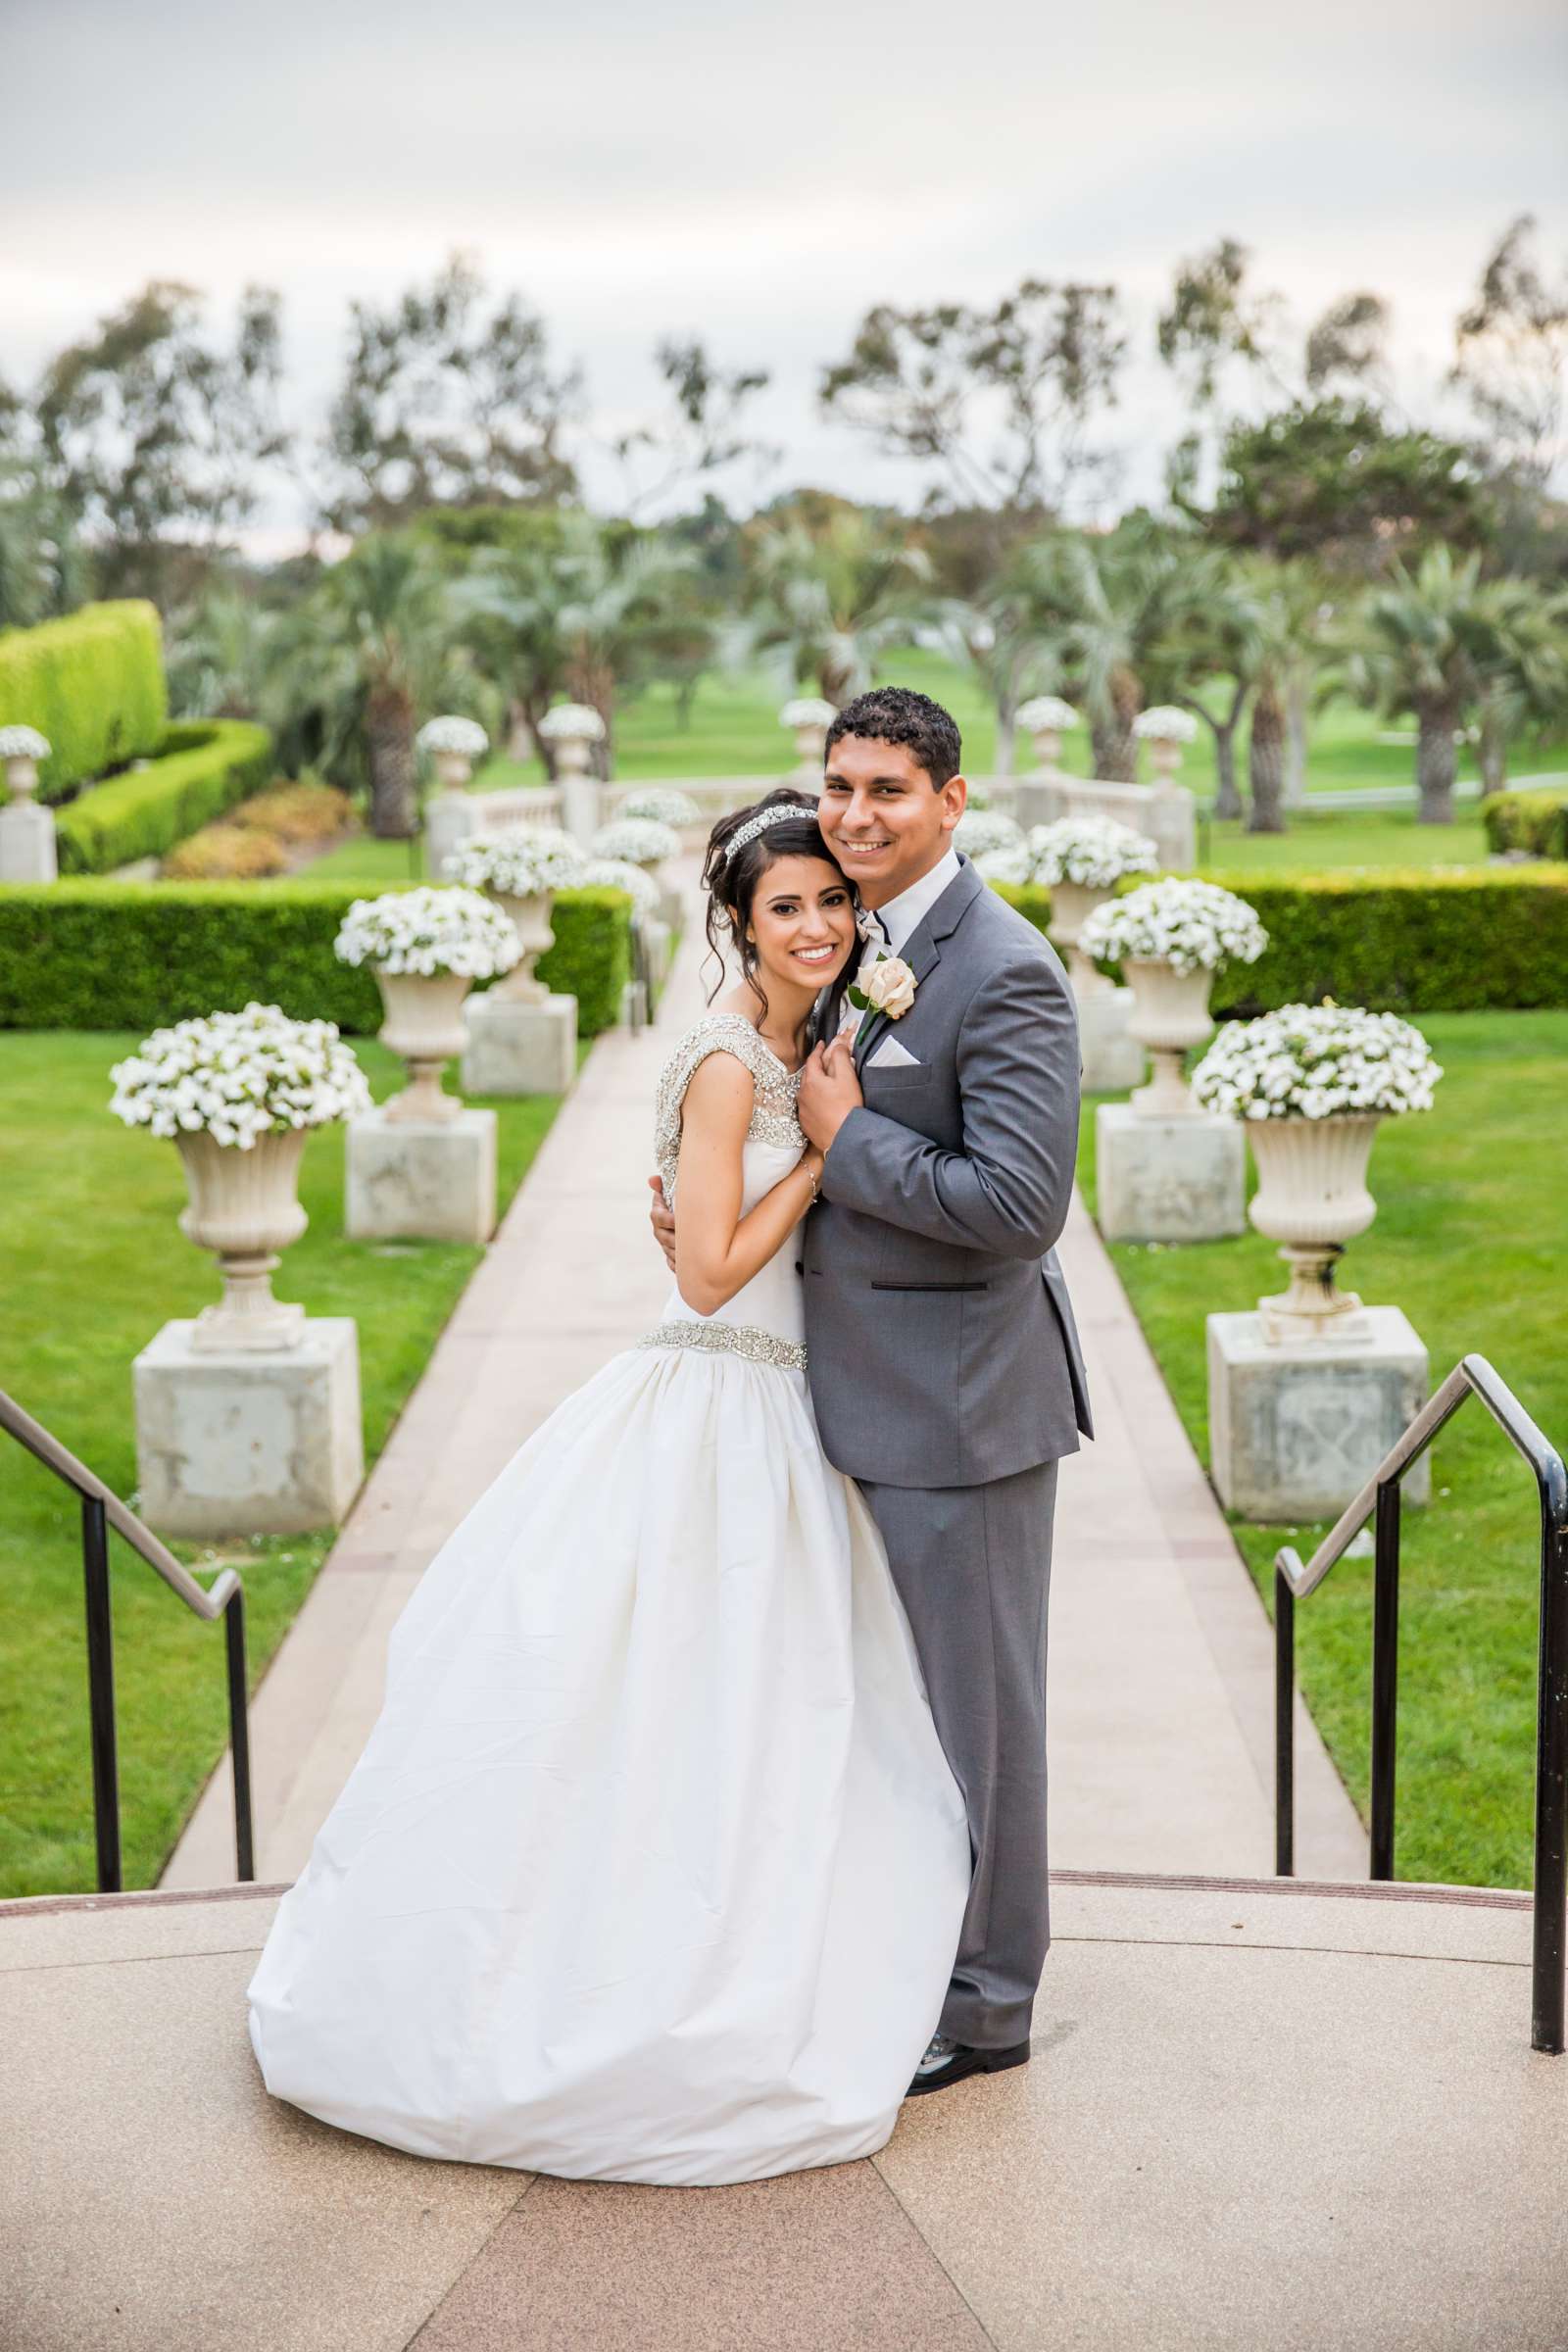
[906,2033,1031,2097]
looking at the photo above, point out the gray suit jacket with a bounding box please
[801,857,1093,1490]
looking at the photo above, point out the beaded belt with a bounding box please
[637,1320,808,1373]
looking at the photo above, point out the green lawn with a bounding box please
[1078,1010,1568,1891]
[0,1034,568,1899]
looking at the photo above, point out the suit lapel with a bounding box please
[852,858,982,1073]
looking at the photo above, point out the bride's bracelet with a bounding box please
[802,1160,821,1207]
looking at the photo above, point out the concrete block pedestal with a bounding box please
[346,1105,497,1243]
[0,799,59,883]
[1077,988,1146,1094]
[1207,1305,1431,1522]
[133,1317,364,1537]
[461,992,576,1097]
[1096,1101,1245,1243]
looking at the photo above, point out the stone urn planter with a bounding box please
[487,892,556,1004]
[175,1127,311,1350]
[0,723,59,884]
[779,697,837,783]
[1123,960,1217,1116]
[1134,706,1198,789]
[373,969,475,1122]
[1245,1112,1384,1341]
[444,829,587,1008]
[1015,696,1080,774]
[1050,881,1117,999]
[590,816,683,932]
[539,703,608,842]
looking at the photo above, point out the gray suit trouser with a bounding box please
[856,1458,1057,2052]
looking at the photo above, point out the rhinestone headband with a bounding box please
[721,804,801,865]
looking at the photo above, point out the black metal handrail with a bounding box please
[0,1387,254,1892]
[1274,1353,1568,2052]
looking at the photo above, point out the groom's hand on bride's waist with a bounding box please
[648,1176,678,1272]
[798,1035,863,1156]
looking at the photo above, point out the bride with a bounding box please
[247,789,971,2186]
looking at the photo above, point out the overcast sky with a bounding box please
[5,0,1566,545]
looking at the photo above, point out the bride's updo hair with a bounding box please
[702,787,852,1014]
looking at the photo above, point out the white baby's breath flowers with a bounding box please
[333,886,520,979]
[537,703,607,743]
[109,1004,370,1149]
[1192,1004,1444,1122]
[619,787,701,829]
[446,828,587,897]
[589,816,682,866]
[1079,878,1267,976]
[779,696,838,728]
[578,856,662,915]
[416,714,489,759]
[974,844,1034,886]
[1027,816,1159,890]
[1132,705,1199,745]
[954,809,1024,861]
[0,724,51,761]
[1015,696,1080,735]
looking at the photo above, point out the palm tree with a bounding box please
[743,510,933,705]
[269,535,458,836]
[1002,518,1191,780]
[1345,546,1536,824]
[1468,577,1568,795]
[457,512,700,774]
[1230,561,1334,834]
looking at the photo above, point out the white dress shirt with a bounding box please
[839,844,962,1041]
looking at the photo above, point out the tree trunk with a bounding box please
[1247,684,1288,833]
[367,683,417,839]
[1092,666,1140,782]
[1283,671,1309,808]
[1478,695,1507,795]
[1416,699,1458,824]
[1206,684,1247,820]
[506,698,534,761]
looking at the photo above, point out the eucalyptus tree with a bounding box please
[742,508,934,706]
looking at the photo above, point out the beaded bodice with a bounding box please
[652,1013,805,1209]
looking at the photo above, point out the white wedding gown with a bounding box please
[248,1012,971,2185]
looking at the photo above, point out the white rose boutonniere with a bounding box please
[851,954,917,1020]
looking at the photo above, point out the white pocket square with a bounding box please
[867,1034,921,1069]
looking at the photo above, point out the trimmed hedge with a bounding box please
[1480,788,1568,861]
[0,881,634,1039]
[55,720,274,873]
[995,866,1568,1013]
[0,602,167,800]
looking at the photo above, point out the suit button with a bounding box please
[793,1260,804,1274]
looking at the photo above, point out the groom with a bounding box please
[655,686,1092,2095]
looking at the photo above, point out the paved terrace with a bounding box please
[4,1873,1563,2350]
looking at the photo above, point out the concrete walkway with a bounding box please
[166,893,1364,1889]
[6,1873,1561,2352]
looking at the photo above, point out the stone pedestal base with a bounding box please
[345,1105,497,1243]
[1077,988,1146,1093]
[640,917,673,989]
[657,883,684,931]
[424,791,479,879]
[1011,778,1067,831]
[1207,1306,1431,1522]
[133,1317,364,1537]
[461,991,577,1096]
[1096,1101,1245,1243]
[0,800,58,883]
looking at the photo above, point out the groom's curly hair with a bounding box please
[825,687,962,789]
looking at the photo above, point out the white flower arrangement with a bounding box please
[619,787,701,829]
[416,714,488,759]
[333,886,520,979]
[537,702,606,743]
[445,828,587,898]
[1015,696,1080,734]
[779,696,838,728]
[578,856,662,915]
[1132,705,1199,745]
[1027,816,1159,891]
[1079,878,1268,976]
[974,844,1034,886]
[1192,1004,1444,1123]
[109,1004,370,1149]
[0,724,51,761]
[954,809,1024,861]
[589,816,681,866]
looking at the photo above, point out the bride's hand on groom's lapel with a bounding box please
[798,1034,863,1156]
[648,1176,678,1272]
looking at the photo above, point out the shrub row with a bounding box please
[0,881,634,1039]
[0,602,167,799]
[55,721,274,873]
[996,866,1568,1013]
[1480,788,1568,861]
